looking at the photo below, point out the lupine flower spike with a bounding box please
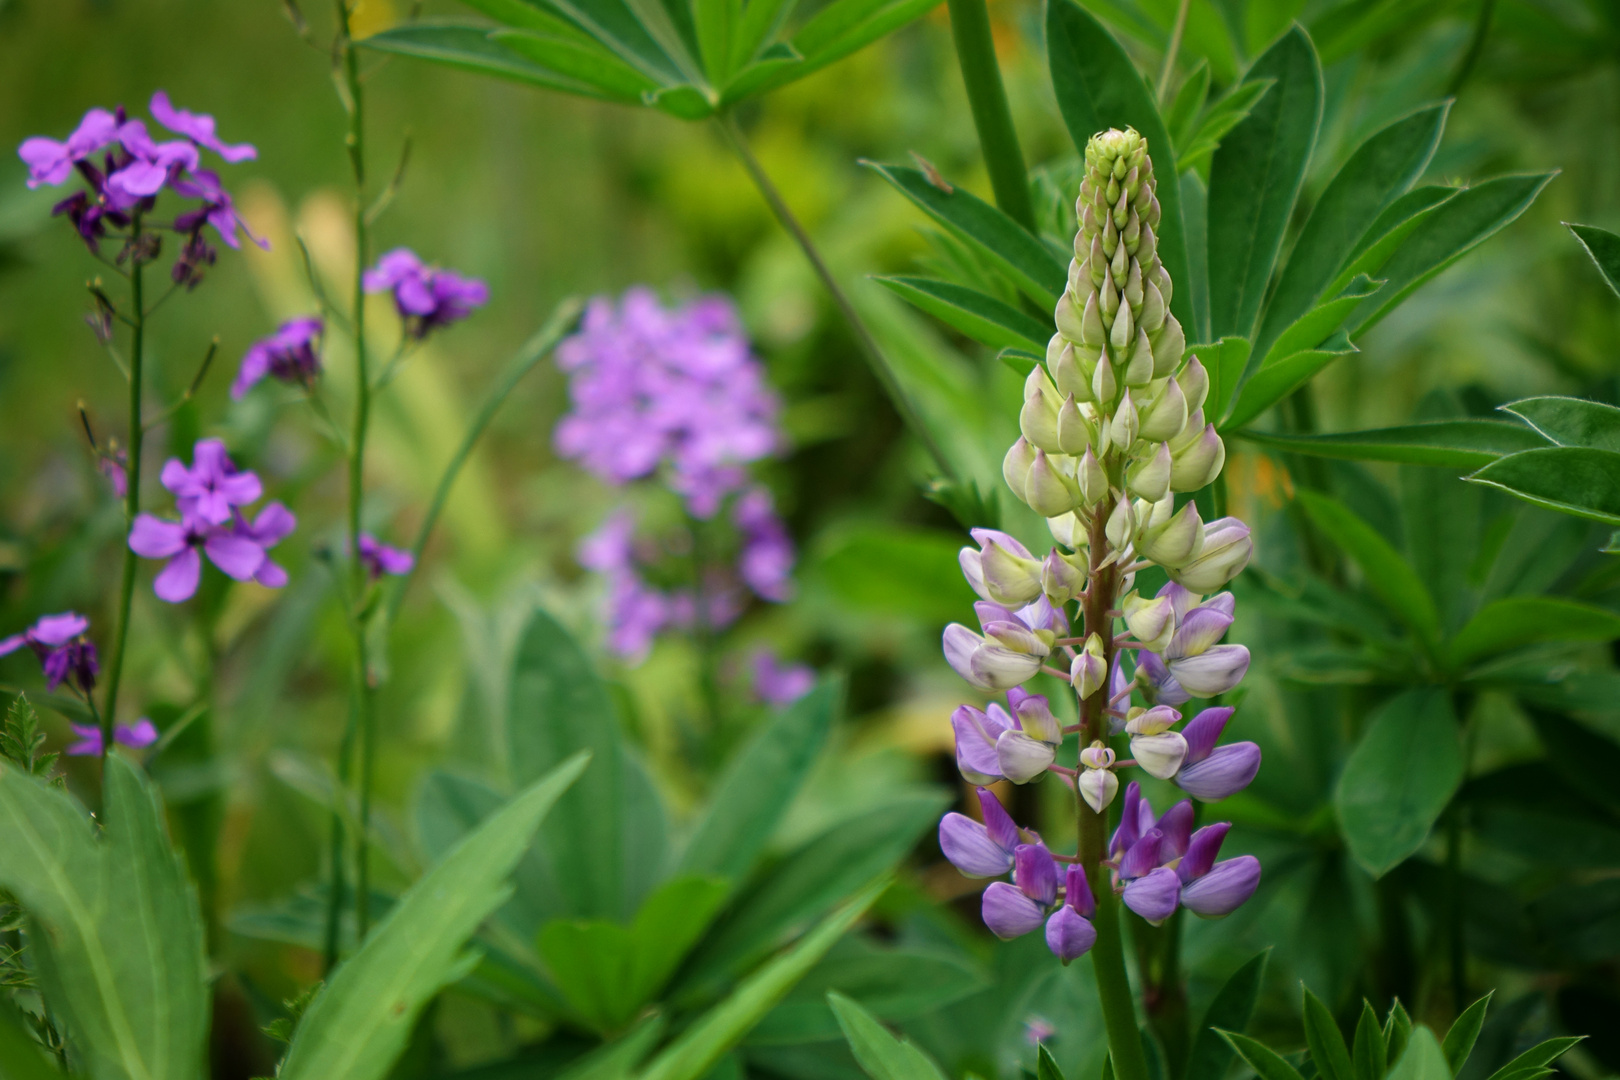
[935,129,1261,959]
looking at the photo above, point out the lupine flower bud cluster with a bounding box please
[936,131,1261,959]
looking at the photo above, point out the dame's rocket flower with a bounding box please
[149,91,257,162]
[66,718,158,757]
[752,650,814,706]
[0,613,98,695]
[358,534,415,580]
[364,248,489,338]
[233,317,324,398]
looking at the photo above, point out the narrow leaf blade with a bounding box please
[1237,420,1548,469]
[1467,446,1620,525]
[875,276,1051,352]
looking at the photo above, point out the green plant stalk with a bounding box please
[323,686,360,973]
[1156,0,1192,105]
[944,0,1034,231]
[101,212,146,759]
[714,112,957,481]
[1446,0,1497,96]
[1081,500,1151,1080]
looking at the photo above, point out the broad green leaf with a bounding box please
[1501,396,1620,452]
[1167,61,1211,150]
[1185,952,1268,1080]
[359,23,636,99]
[1175,78,1274,176]
[1353,1003,1386,1080]
[492,29,661,98]
[1324,186,1458,301]
[1193,337,1250,427]
[1568,222,1620,298]
[679,682,837,884]
[730,0,798,72]
[1238,420,1547,469]
[1468,447,1620,525]
[813,525,973,626]
[279,753,589,1080]
[0,995,60,1080]
[1296,490,1440,647]
[1449,597,1620,668]
[636,878,891,1080]
[1258,275,1381,367]
[1220,1031,1306,1080]
[1386,1029,1448,1080]
[1441,993,1492,1075]
[1254,103,1448,360]
[864,163,1065,306]
[874,276,1050,352]
[1335,688,1463,877]
[1207,27,1322,342]
[828,990,949,1080]
[1347,173,1557,336]
[1222,334,1356,431]
[999,347,1042,376]
[1483,1038,1583,1080]
[0,755,207,1080]
[1045,0,1194,331]
[1303,985,1354,1080]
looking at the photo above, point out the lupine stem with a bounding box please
[101,211,147,764]
[714,112,957,481]
[944,0,1034,231]
[1080,498,1151,1080]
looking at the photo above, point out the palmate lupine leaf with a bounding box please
[1296,491,1441,649]
[1235,420,1549,469]
[872,276,1050,352]
[0,755,207,1080]
[1502,395,1620,452]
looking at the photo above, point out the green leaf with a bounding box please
[636,878,891,1080]
[0,755,208,1080]
[729,0,941,100]
[729,0,797,72]
[999,347,1042,376]
[678,681,838,885]
[1296,490,1439,646]
[1175,78,1273,177]
[813,525,973,626]
[1045,0,1193,332]
[1238,420,1548,469]
[1528,710,1620,814]
[1167,61,1211,150]
[864,163,1065,306]
[359,22,637,99]
[1193,337,1251,427]
[1441,993,1492,1075]
[1303,985,1354,1080]
[1501,396,1620,452]
[1468,446,1620,525]
[828,990,949,1080]
[0,994,61,1080]
[1222,333,1356,431]
[1347,173,1557,336]
[1321,186,1456,302]
[491,28,661,98]
[1449,597,1620,668]
[1353,1002,1386,1080]
[1483,1038,1583,1080]
[1335,688,1463,877]
[1185,952,1268,1080]
[1254,103,1448,361]
[1258,275,1381,367]
[692,0,735,82]
[1038,1044,1067,1080]
[1220,1031,1306,1080]
[1567,222,1620,298]
[1386,1028,1448,1080]
[1384,1003,1410,1067]
[280,753,589,1080]
[874,276,1050,352]
[1206,27,1322,342]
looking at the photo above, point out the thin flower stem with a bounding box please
[1041,664,1072,681]
[714,112,957,481]
[1047,763,1078,777]
[100,212,147,765]
[1156,0,1192,106]
[143,338,219,432]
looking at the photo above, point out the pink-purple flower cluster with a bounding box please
[66,718,158,757]
[554,288,781,518]
[128,439,295,603]
[363,248,489,339]
[18,93,264,284]
[233,316,323,398]
[0,612,99,696]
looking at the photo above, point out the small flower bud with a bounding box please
[1043,548,1085,602]
[1021,367,1064,452]
[1152,316,1186,379]
[1057,396,1095,455]
[1048,511,1086,550]
[979,538,1045,607]
[1080,292,1106,348]
[1056,290,1087,343]
[1170,424,1224,492]
[1076,447,1108,507]
[1110,298,1135,352]
[1112,390,1140,450]
[1128,442,1173,502]
[1003,437,1036,497]
[1122,591,1175,651]
[1124,704,1181,735]
[1079,740,1115,770]
[1092,350,1118,402]
[1123,326,1155,387]
[1138,499,1206,568]
[1171,517,1252,592]
[1130,730,1189,779]
[1176,356,1209,415]
[997,729,1057,783]
[1105,494,1137,551]
[1079,767,1120,814]
[1025,449,1081,517]
[1072,633,1107,698]
[1138,376,1188,442]
[1015,694,1064,744]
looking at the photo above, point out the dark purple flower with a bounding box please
[149,91,257,163]
[1045,866,1099,962]
[170,168,266,251]
[1014,843,1059,907]
[363,248,488,338]
[0,612,98,694]
[161,439,262,526]
[233,317,323,398]
[66,718,158,757]
[358,534,414,580]
[939,788,1023,878]
[752,650,814,706]
[1175,706,1262,801]
[982,881,1045,940]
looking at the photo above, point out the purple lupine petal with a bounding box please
[253,559,289,589]
[30,613,89,646]
[117,718,159,748]
[1015,843,1058,905]
[149,91,257,162]
[943,624,988,688]
[1045,905,1097,962]
[65,724,103,757]
[977,787,1020,852]
[1138,650,1190,706]
[1120,828,1165,881]
[940,813,1014,877]
[1110,781,1143,859]
[1123,866,1182,924]
[1178,822,1232,883]
[1176,742,1262,801]
[153,548,203,602]
[969,527,1034,561]
[203,532,264,580]
[1156,581,1202,621]
[129,515,189,559]
[0,634,26,656]
[953,706,1005,784]
[1182,706,1235,764]
[1180,855,1261,917]
[1064,864,1095,917]
[752,650,813,706]
[982,881,1045,939]
[1167,605,1234,659]
[974,600,1021,629]
[1157,800,1194,860]
[1168,645,1250,697]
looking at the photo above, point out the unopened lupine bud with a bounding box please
[1105,495,1137,551]
[998,729,1056,782]
[1057,397,1095,455]
[1050,340,1092,402]
[1112,390,1140,449]
[1124,704,1181,735]
[1138,499,1205,568]
[1046,902,1098,962]
[1123,328,1155,387]
[1177,357,1209,415]
[1027,451,1080,517]
[1171,517,1253,592]
[1128,442,1173,502]
[1092,347,1118,402]
[1072,633,1107,698]
[1079,766,1119,813]
[1138,377,1187,442]
[1048,511,1086,550]
[1152,318,1185,378]
[1043,548,1085,602]
[1130,730,1189,779]
[1021,368,1065,452]
[1166,645,1250,698]
[1003,438,1036,497]
[1170,424,1225,492]
[1076,448,1108,507]
[1014,693,1063,744]
[1177,742,1261,801]
[1122,591,1175,651]
[978,538,1045,607]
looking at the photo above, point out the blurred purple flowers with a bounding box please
[66,718,158,757]
[555,288,781,518]
[0,612,99,695]
[752,650,814,706]
[233,316,323,398]
[128,438,295,602]
[18,94,264,277]
[359,534,415,580]
[364,248,489,338]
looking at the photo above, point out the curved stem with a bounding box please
[101,212,147,760]
[944,0,1034,230]
[713,113,957,481]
